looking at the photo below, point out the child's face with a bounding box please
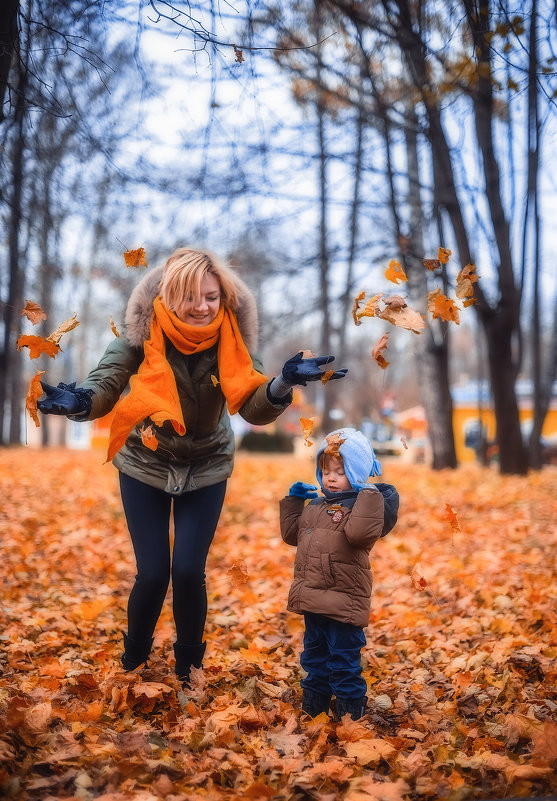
[321,456,351,492]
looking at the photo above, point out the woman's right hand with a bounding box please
[37,382,80,415]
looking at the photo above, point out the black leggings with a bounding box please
[119,473,227,645]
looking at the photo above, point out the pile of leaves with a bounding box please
[0,449,556,801]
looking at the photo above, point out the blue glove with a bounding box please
[289,481,319,499]
[37,381,80,415]
[282,352,348,387]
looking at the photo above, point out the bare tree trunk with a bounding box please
[0,41,25,444]
[0,0,19,124]
[403,109,457,469]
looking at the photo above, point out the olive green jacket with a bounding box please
[76,266,291,493]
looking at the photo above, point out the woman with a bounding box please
[38,247,347,684]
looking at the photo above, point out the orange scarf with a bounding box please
[107,297,267,461]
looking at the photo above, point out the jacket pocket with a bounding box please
[320,554,336,588]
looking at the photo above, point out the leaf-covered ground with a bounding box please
[0,448,556,801]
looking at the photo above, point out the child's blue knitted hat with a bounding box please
[315,427,382,492]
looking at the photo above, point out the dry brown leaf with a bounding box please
[124,247,147,268]
[139,424,158,452]
[372,333,390,369]
[48,313,80,345]
[21,300,46,325]
[26,370,46,427]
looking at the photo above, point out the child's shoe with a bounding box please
[121,633,153,671]
[335,695,367,721]
[302,688,332,717]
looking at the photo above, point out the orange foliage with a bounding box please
[384,260,408,285]
[0,450,556,800]
[110,316,120,338]
[25,370,45,427]
[300,417,314,447]
[21,300,46,325]
[372,333,390,369]
[428,287,461,324]
[139,424,158,451]
[123,247,147,268]
[16,335,60,360]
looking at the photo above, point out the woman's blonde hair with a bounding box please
[159,248,238,311]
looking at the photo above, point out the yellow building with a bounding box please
[451,381,557,463]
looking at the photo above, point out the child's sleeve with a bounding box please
[344,487,384,549]
[279,496,305,546]
[374,483,400,536]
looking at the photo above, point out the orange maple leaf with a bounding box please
[352,291,366,325]
[384,260,408,285]
[48,313,80,345]
[456,263,479,299]
[438,247,452,264]
[428,288,460,324]
[324,432,345,456]
[372,333,390,369]
[17,335,60,360]
[26,370,46,427]
[300,417,314,447]
[139,424,158,451]
[320,369,334,384]
[110,316,120,338]
[227,560,249,587]
[21,300,46,325]
[444,503,460,532]
[124,247,147,268]
[410,564,428,591]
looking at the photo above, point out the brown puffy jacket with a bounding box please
[280,488,384,627]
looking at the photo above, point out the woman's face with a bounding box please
[175,272,221,325]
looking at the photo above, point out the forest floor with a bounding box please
[0,447,556,801]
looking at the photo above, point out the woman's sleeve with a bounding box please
[238,353,292,426]
[72,337,143,420]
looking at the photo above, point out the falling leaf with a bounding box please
[400,436,408,450]
[21,301,46,325]
[372,333,390,369]
[456,263,479,299]
[17,335,60,360]
[410,564,428,591]
[321,370,334,384]
[139,424,158,451]
[379,296,426,334]
[211,375,220,387]
[384,260,408,285]
[48,313,80,345]
[233,45,244,63]
[352,291,366,325]
[110,316,120,338]
[444,503,460,532]
[438,247,452,264]
[26,371,46,427]
[227,560,249,587]
[324,432,345,456]
[428,288,460,324]
[423,259,442,271]
[124,247,147,268]
[300,417,314,447]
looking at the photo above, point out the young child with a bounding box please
[280,427,399,721]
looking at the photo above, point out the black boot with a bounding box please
[302,688,332,717]
[121,633,153,671]
[335,695,367,721]
[174,641,206,687]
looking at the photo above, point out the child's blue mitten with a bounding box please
[289,481,318,499]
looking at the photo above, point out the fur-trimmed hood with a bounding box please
[124,264,260,352]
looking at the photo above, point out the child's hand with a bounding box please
[289,481,318,499]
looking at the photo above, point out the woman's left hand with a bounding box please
[281,352,348,386]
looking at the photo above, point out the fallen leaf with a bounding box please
[124,247,147,268]
[456,263,479,299]
[428,288,460,324]
[211,374,220,386]
[110,316,120,338]
[233,45,244,63]
[300,417,314,447]
[324,432,345,456]
[47,313,80,345]
[21,301,46,325]
[423,259,442,271]
[438,247,452,264]
[227,560,249,587]
[352,291,366,325]
[384,260,408,285]
[140,424,158,451]
[372,333,390,369]
[26,370,46,427]
[17,335,60,360]
[444,503,460,532]
[321,369,335,384]
[410,564,428,591]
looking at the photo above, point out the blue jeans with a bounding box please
[119,473,227,644]
[301,612,367,699]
